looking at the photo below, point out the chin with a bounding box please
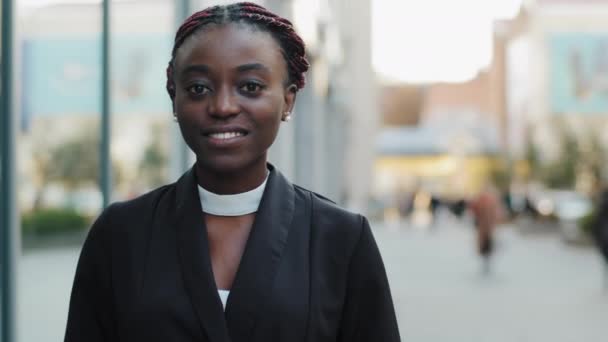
[196,155,260,174]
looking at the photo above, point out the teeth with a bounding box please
[209,132,244,140]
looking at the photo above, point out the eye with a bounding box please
[186,84,211,96]
[239,81,264,94]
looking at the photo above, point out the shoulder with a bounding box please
[87,183,177,243]
[292,184,368,245]
[103,183,176,220]
[294,184,362,222]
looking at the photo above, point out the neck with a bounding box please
[195,158,268,195]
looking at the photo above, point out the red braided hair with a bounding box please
[166,2,310,102]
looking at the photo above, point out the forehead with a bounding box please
[174,23,286,74]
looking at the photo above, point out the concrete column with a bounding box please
[1,1,19,340]
[336,0,377,214]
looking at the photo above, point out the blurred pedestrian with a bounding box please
[429,194,441,228]
[449,198,467,219]
[469,185,503,275]
[64,3,400,342]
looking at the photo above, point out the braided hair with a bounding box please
[166,2,310,102]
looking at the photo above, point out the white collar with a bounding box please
[197,175,268,216]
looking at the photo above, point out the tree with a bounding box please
[543,127,579,189]
[31,128,121,209]
[138,124,168,188]
[47,133,101,189]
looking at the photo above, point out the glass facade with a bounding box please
[109,0,175,201]
[12,1,178,341]
[17,3,103,341]
[7,0,198,335]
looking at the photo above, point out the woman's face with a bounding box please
[173,23,296,174]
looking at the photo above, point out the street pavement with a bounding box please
[375,212,608,342]
[16,212,608,342]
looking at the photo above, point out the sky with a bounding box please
[372,0,524,84]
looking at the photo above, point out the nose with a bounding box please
[209,85,240,119]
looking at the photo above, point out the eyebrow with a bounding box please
[180,64,211,76]
[180,63,271,77]
[235,63,270,73]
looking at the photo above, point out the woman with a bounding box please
[64,3,400,342]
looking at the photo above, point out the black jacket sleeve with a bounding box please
[594,192,608,260]
[64,207,117,342]
[338,216,401,342]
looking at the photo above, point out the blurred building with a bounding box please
[380,85,424,126]
[495,0,608,190]
[373,66,502,205]
[422,71,494,123]
[492,0,608,192]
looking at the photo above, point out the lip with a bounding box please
[200,125,250,148]
[201,125,249,136]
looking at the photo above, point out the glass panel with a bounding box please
[17,2,102,341]
[110,0,175,201]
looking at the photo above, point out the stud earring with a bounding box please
[282,112,292,122]
[173,113,178,122]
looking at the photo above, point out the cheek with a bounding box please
[175,98,203,121]
[174,92,191,112]
[256,104,284,135]
[255,115,279,141]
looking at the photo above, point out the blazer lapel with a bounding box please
[174,168,231,342]
[224,165,296,342]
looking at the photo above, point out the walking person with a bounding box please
[64,3,400,341]
[469,184,503,275]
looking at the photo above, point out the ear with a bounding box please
[283,84,298,114]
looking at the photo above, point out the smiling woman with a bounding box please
[64,3,400,342]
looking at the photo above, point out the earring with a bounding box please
[173,113,178,122]
[282,112,292,122]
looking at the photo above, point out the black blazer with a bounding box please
[64,165,400,342]
[593,190,608,261]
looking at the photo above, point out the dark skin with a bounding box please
[173,23,297,290]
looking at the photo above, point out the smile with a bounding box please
[207,131,246,140]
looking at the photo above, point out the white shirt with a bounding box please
[218,289,230,310]
[197,174,268,216]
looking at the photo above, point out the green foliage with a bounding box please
[525,123,579,189]
[578,210,596,236]
[35,129,122,191]
[586,129,606,186]
[490,165,511,193]
[47,133,101,189]
[139,124,168,187]
[542,162,577,189]
[546,127,579,188]
[22,209,90,236]
[524,134,541,179]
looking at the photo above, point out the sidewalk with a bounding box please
[373,217,608,342]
